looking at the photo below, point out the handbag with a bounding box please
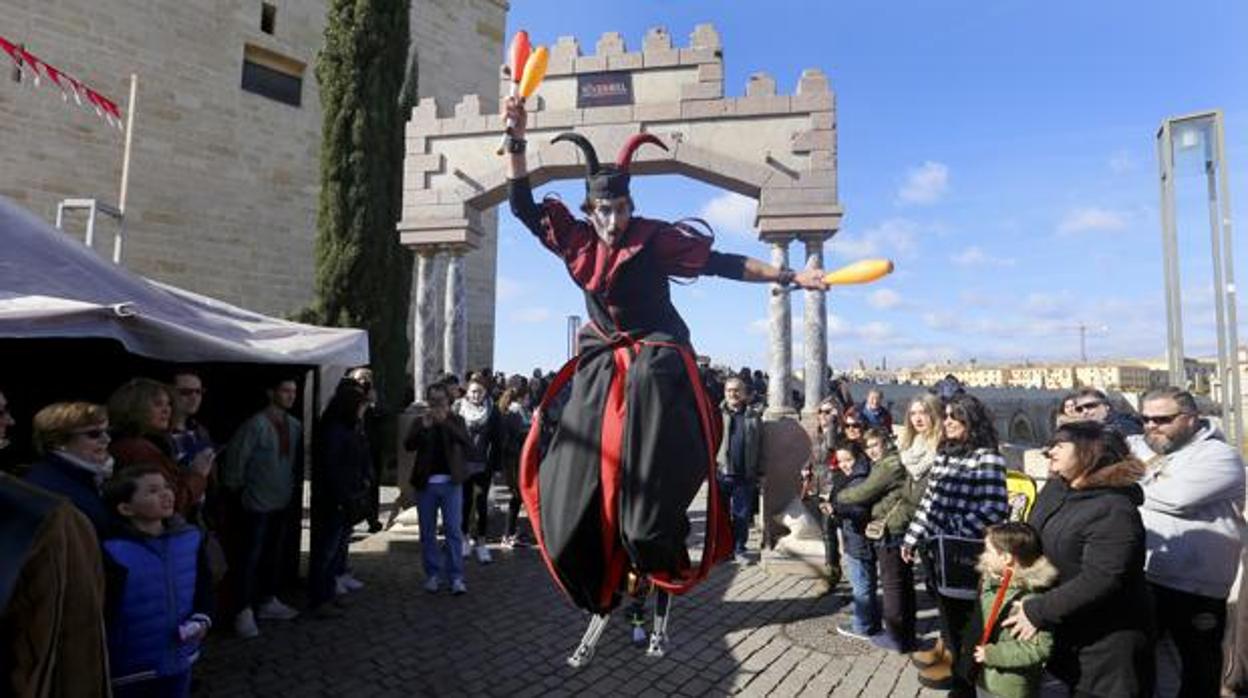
[864,497,904,541]
[933,534,984,600]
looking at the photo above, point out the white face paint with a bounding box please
[589,197,631,244]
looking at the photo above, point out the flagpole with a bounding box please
[114,73,136,263]
[118,73,137,214]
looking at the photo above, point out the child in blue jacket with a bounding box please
[827,441,879,640]
[102,464,214,698]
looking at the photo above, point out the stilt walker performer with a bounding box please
[502,96,829,667]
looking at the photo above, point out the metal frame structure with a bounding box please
[1157,110,1241,446]
[55,198,125,263]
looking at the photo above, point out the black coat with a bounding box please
[24,454,113,539]
[311,422,371,517]
[1023,460,1154,697]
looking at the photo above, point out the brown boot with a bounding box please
[916,651,954,690]
[910,638,946,669]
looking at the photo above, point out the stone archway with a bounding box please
[398,23,841,416]
[1008,412,1038,446]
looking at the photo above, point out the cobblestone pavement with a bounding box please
[194,487,948,697]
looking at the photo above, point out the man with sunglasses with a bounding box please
[1070,387,1143,436]
[1128,386,1245,697]
[171,371,214,473]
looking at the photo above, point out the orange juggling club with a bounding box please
[497,35,549,155]
[507,31,531,91]
[823,258,895,286]
[517,45,548,99]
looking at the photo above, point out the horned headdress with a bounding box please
[551,132,669,200]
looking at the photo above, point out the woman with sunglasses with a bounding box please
[109,378,212,519]
[901,393,1009,693]
[25,401,116,537]
[1000,420,1153,697]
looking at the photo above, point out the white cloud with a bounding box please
[512,306,552,324]
[833,218,920,259]
[698,192,757,237]
[897,161,950,205]
[1057,207,1129,235]
[867,288,902,309]
[950,245,1016,267]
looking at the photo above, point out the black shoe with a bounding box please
[367,520,383,533]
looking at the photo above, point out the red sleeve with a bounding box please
[538,199,594,261]
[652,222,714,278]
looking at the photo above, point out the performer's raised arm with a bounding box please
[503,96,541,233]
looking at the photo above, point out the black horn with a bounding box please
[551,132,601,175]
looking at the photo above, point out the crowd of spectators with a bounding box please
[3,361,1245,698]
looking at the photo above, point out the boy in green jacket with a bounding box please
[969,522,1056,698]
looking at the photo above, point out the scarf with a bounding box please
[900,438,937,480]
[53,448,115,486]
[456,398,491,431]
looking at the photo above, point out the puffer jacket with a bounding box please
[1128,420,1246,599]
[102,517,213,685]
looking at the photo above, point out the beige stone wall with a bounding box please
[1,0,506,369]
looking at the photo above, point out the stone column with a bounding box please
[411,250,438,402]
[443,249,468,379]
[802,236,827,418]
[766,236,796,419]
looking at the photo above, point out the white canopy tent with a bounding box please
[0,195,368,404]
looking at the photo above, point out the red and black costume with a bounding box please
[510,133,740,615]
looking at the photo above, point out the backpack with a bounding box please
[1005,469,1037,522]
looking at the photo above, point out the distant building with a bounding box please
[895,357,1206,394]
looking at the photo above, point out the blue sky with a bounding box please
[492,1,1248,375]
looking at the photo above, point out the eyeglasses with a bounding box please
[1073,402,1104,414]
[72,428,109,440]
[1141,413,1188,426]
[844,422,862,429]
[177,388,204,397]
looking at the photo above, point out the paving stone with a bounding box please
[193,488,935,697]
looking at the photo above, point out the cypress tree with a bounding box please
[312,0,415,408]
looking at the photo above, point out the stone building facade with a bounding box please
[1,0,506,365]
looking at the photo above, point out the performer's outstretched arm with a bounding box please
[703,253,828,291]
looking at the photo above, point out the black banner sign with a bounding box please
[576,71,633,108]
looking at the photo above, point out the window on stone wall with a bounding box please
[261,3,276,35]
[241,44,303,107]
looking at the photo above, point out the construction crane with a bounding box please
[1061,323,1109,363]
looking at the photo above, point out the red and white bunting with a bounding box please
[0,33,124,129]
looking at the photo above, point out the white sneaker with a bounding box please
[256,598,299,621]
[234,609,260,638]
[462,538,472,558]
[450,578,468,595]
[476,545,493,564]
[335,577,349,596]
[424,577,441,594]
[338,573,365,591]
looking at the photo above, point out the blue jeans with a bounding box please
[843,553,881,634]
[417,481,464,583]
[717,474,755,554]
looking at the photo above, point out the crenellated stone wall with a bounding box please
[401,23,842,404]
